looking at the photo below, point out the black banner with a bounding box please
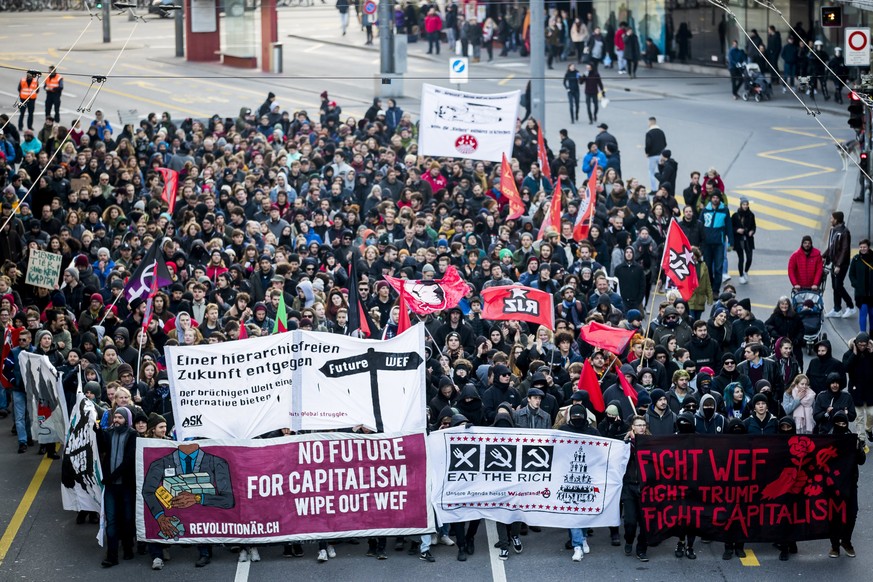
[637,434,858,543]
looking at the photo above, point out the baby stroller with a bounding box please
[741,63,773,102]
[792,280,828,354]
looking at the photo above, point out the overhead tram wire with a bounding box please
[0,21,141,235]
[704,0,873,189]
[0,14,96,134]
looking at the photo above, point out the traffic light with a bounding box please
[861,151,870,175]
[821,6,843,28]
[848,93,865,131]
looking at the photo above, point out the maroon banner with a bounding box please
[637,434,859,543]
[136,432,431,543]
[481,285,554,329]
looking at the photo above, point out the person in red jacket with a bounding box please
[788,235,823,290]
[425,8,443,55]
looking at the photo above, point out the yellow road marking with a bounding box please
[64,77,207,117]
[757,143,836,172]
[742,170,830,187]
[753,218,791,231]
[498,74,515,86]
[751,302,775,310]
[742,201,822,228]
[739,548,760,566]
[0,457,52,566]
[735,189,824,215]
[777,188,828,204]
[772,127,833,140]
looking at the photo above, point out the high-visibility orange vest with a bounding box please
[19,78,38,100]
[44,75,62,92]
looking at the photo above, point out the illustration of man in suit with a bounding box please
[141,442,235,539]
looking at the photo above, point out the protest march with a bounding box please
[0,57,868,576]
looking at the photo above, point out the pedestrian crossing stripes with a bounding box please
[733,189,828,231]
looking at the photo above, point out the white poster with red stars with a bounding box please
[418,84,520,162]
[428,427,630,528]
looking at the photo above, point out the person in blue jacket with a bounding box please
[700,191,733,289]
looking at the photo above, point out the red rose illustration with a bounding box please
[789,436,815,458]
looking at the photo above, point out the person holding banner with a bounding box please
[622,415,650,561]
[828,410,865,558]
[560,403,601,560]
[97,405,138,568]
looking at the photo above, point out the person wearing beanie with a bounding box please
[98,402,138,568]
[842,332,873,446]
[695,393,726,434]
[132,410,149,436]
[622,414,651,561]
[825,409,866,559]
[743,392,777,434]
[711,353,753,401]
[597,401,629,439]
[61,266,86,314]
[788,234,824,291]
[513,387,551,429]
[482,364,521,423]
[645,388,677,436]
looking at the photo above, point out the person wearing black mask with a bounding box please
[598,402,629,439]
[482,364,522,423]
[775,416,799,561]
[813,372,856,434]
[828,410,865,558]
[722,418,748,561]
[673,411,698,559]
[455,383,484,426]
[489,404,518,561]
[695,393,726,433]
[623,416,650,562]
[560,404,600,561]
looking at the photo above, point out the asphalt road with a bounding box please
[0,7,867,582]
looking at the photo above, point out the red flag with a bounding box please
[481,285,553,329]
[660,218,700,301]
[500,154,526,220]
[157,168,178,214]
[616,366,639,406]
[536,177,562,241]
[537,124,551,182]
[384,266,469,316]
[577,359,605,413]
[573,160,597,241]
[578,321,636,355]
[357,301,372,338]
[396,293,411,335]
[238,320,248,340]
[0,326,13,389]
[273,293,288,334]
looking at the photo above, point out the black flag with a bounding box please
[124,240,173,302]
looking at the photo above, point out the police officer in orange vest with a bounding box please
[17,72,39,131]
[44,69,63,123]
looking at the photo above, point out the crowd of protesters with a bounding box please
[0,77,868,570]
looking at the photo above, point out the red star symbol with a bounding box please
[462,436,469,441]
[500,437,507,442]
[574,507,580,512]
[558,439,565,444]
[522,438,529,443]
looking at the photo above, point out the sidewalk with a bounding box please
[288,23,847,115]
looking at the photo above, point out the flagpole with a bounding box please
[135,329,143,384]
[644,219,675,339]
[96,291,124,327]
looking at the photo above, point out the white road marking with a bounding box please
[485,520,508,582]
[234,558,250,582]
[303,43,324,53]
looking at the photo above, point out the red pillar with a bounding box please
[261,0,279,73]
[185,0,221,63]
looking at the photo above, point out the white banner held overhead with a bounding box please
[418,84,519,162]
[291,325,427,434]
[166,325,427,440]
[429,427,630,528]
[19,351,68,445]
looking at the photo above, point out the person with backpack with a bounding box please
[586,27,605,69]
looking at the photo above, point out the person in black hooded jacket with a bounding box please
[813,372,856,433]
[597,401,629,439]
[827,410,865,559]
[455,384,484,426]
[774,416,799,561]
[428,376,458,423]
[482,364,522,423]
[806,339,845,394]
[694,393,726,433]
[711,353,753,399]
